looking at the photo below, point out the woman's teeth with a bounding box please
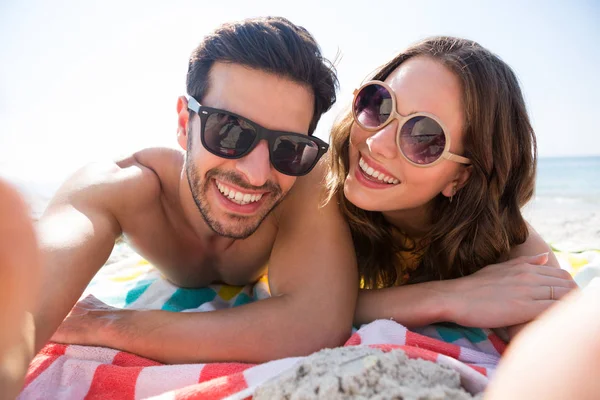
[359,157,399,184]
[216,181,263,205]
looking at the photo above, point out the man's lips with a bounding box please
[211,180,268,214]
[214,179,267,205]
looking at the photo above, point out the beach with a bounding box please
[2,156,599,255]
[523,156,600,251]
[523,197,600,252]
[3,156,599,398]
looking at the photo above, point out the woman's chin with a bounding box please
[343,182,384,212]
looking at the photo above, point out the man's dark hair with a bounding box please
[186,16,338,134]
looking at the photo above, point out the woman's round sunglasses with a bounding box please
[188,96,329,176]
[352,81,471,167]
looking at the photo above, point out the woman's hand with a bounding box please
[448,253,578,329]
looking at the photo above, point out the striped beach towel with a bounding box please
[19,255,507,399]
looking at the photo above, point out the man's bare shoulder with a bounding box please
[46,147,183,215]
[275,158,340,227]
[124,147,185,183]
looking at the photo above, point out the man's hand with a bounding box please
[485,288,600,400]
[0,178,41,398]
[51,295,125,348]
[448,253,578,328]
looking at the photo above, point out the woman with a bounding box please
[327,36,576,335]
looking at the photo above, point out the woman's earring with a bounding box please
[449,182,458,203]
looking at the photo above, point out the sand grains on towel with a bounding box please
[255,346,481,400]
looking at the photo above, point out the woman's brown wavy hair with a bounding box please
[327,36,537,288]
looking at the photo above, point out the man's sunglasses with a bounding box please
[352,81,471,167]
[187,97,329,176]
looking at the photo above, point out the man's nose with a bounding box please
[235,140,271,187]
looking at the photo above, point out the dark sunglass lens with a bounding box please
[399,116,446,164]
[203,113,257,157]
[353,84,393,128]
[271,136,320,175]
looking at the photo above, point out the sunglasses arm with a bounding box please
[443,153,471,165]
[187,96,201,113]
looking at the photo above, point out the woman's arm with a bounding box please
[504,223,567,338]
[508,222,560,267]
[356,253,574,327]
[356,226,576,329]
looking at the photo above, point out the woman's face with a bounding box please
[344,56,469,214]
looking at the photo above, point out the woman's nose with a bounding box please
[365,120,399,160]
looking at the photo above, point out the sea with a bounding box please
[523,156,600,250]
[1,156,599,251]
[535,156,600,201]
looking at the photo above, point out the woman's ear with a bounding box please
[441,165,472,198]
[176,96,189,150]
[456,164,472,190]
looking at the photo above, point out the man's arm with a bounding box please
[33,158,159,352]
[355,224,576,329]
[486,288,600,400]
[52,162,359,364]
[0,179,40,398]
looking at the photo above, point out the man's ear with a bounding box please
[176,96,190,150]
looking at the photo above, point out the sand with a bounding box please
[523,197,600,251]
[254,346,481,400]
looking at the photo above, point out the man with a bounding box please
[486,287,600,400]
[0,179,40,398]
[30,17,357,364]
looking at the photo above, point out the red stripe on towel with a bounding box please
[467,364,488,376]
[368,343,440,362]
[405,331,461,359]
[199,362,252,382]
[84,365,143,400]
[112,351,163,367]
[174,373,248,400]
[344,332,362,346]
[399,345,439,362]
[23,343,68,388]
[487,333,507,355]
[368,343,403,352]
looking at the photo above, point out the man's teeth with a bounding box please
[359,157,399,184]
[216,182,263,205]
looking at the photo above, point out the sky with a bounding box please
[0,0,598,185]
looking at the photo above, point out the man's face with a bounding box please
[182,62,315,239]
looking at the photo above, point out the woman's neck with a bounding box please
[382,204,432,241]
